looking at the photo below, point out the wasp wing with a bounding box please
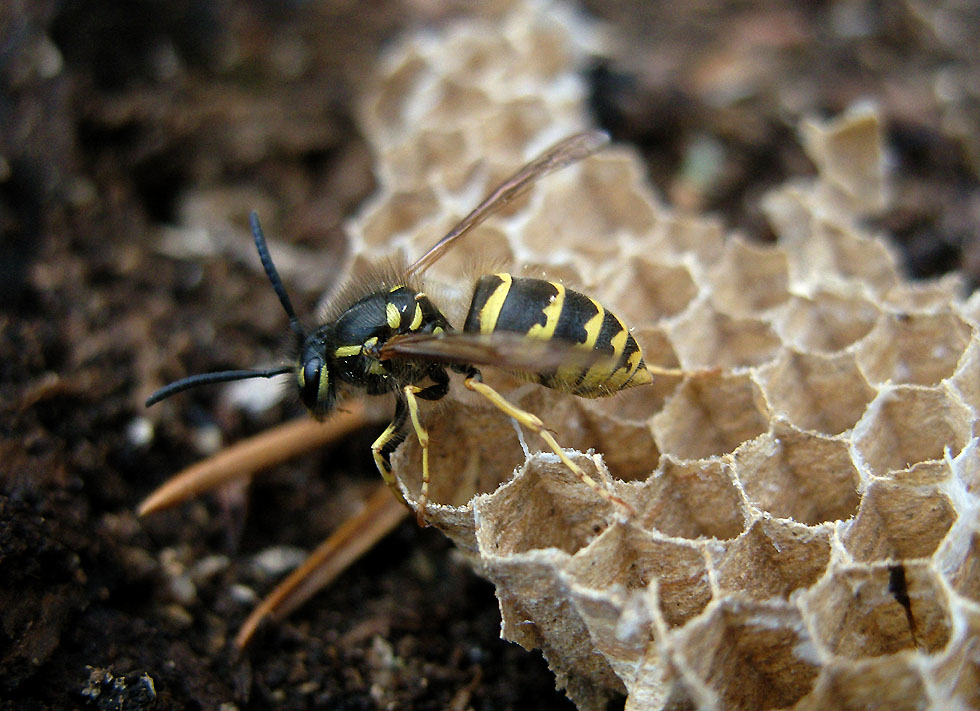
[405,130,609,277]
[379,330,620,374]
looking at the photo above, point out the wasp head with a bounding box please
[297,325,336,418]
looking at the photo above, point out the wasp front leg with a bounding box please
[371,397,410,507]
[403,368,449,526]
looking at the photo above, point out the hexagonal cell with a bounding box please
[841,479,955,562]
[757,349,875,435]
[789,217,899,294]
[823,219,900,291]
[633,457,747,541]
[712,518,831,601]
[474,454,621,557]
[949,334,980,412]
[853,385,974,478]
[385,128,470,192]
[608,256,698,329]
[518,18,578,80]
[651,212,725,264]
[370,51,429,134]
[733,423,861,524]
[394,399,526,508]
[800,104,887,215]
[803,562,952,658]
[707,238,790,315]
[359,187,441,247]
[652,371,770,460]
[794,655,927,711]
[522,177,625,264]
[883,273,965,312]
[856,311,972,386]
[442,30,511,83]
[475,97,552,161]
[776,290,879,354]
[936,523,980,606]
[676,600,820,711]
[580,151,658,237]
[932,608,980,710]
[668,302,783,370]
[579,399,662,483]
[507,384,657,483]
[425,77,497,130]
[566,525,712,628]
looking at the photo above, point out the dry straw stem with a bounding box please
[234,483,407,648]
[138,403,371,515]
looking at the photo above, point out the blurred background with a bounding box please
[1,1,978,708]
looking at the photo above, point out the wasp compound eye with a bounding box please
[301,357,325,410]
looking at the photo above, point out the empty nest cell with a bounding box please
[795,656,928,711]
[668,301,783,370]
[633,457,747,541]
[707,238,791,316]
[841,479,956,562]
[856,311,973,386]
[757,349,875,436]
[711,517,832,601]
[565,525,713,628]
[802,562,952,658]
[609,256,698,328]
[853,384,974,477]
[652,371,771,460]
[732,423,862,524]
[675,600,821,711]
[475,455,622,557]
[775,290,879,354]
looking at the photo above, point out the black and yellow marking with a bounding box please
[464,274,650,397]
[146,135,653,528]
[370,398,409,501]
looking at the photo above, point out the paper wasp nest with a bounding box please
[336,3,980,709]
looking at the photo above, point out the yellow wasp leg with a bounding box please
[464,377,635,517]
[403,384,431,526]
[370,399,409,508]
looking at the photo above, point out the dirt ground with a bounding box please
[2,2,978,709]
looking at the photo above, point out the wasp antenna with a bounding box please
[249,211,305,339]
[146,366,294,407]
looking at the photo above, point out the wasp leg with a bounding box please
[463,373,635,517]
[403,386,430,526]
[403,368,450,526]
[371,397,410,507]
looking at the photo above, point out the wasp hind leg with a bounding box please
[403,368,450,526]
[463,371,635,518]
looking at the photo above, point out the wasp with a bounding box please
[147,131,656,524]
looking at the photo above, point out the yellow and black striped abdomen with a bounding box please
[463,273,652,397]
